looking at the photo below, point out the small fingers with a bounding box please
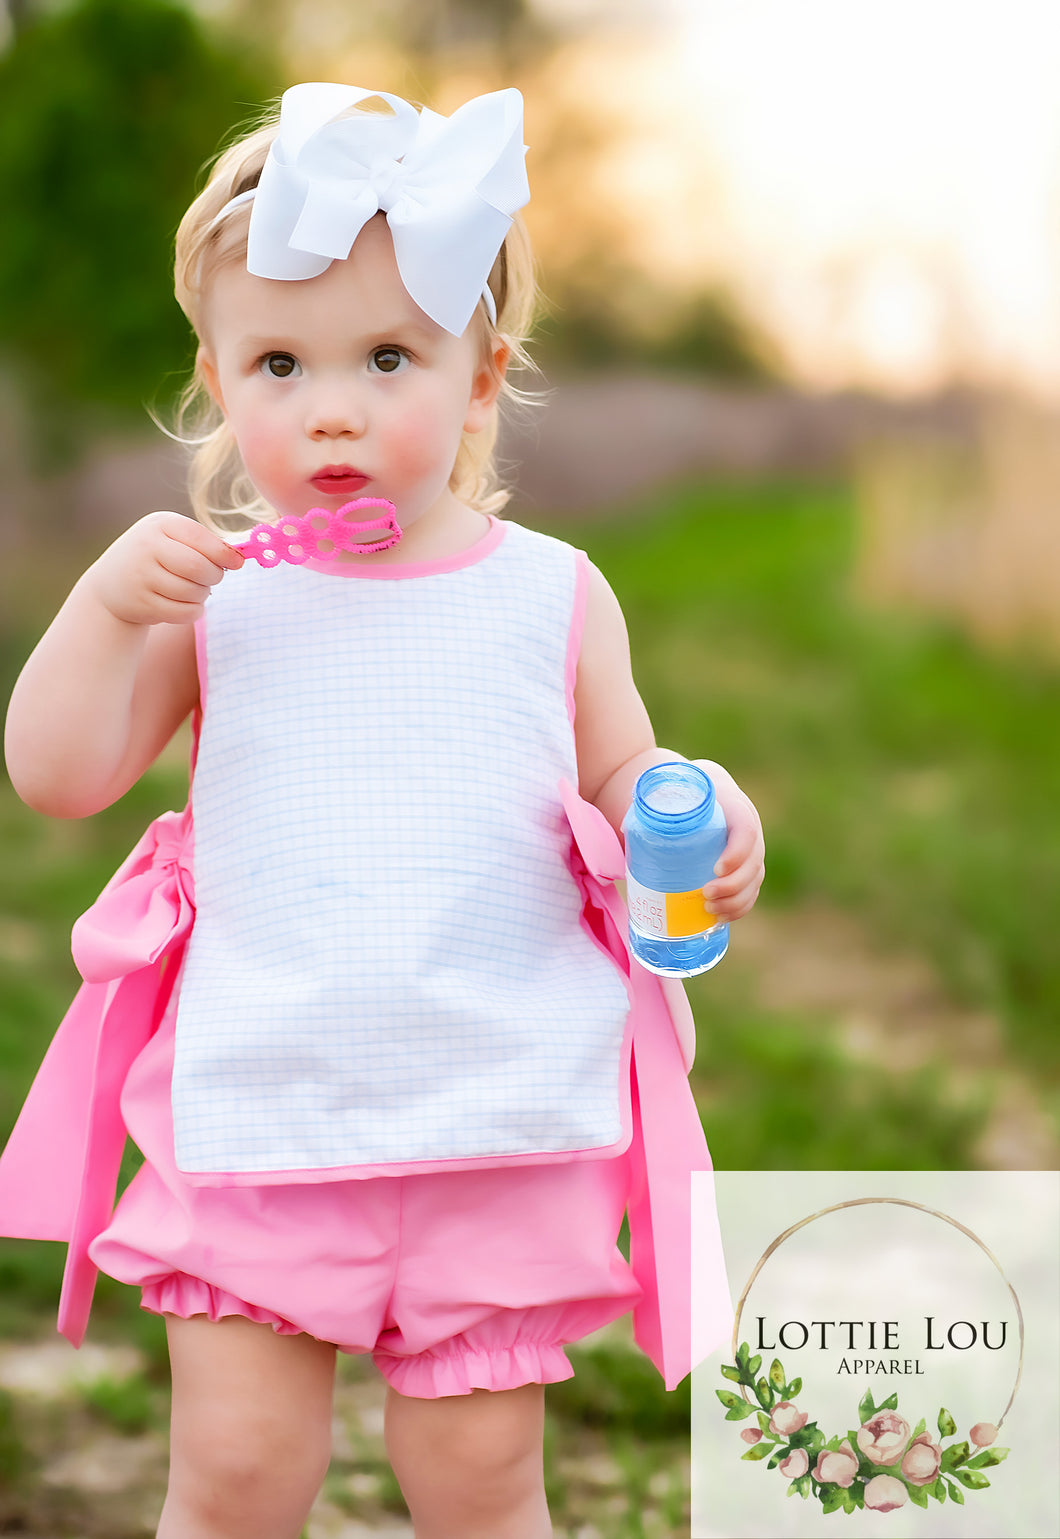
[157,540,228,591]
[703,820,765,922]
[705,868,765,922]
[158,515,245,576]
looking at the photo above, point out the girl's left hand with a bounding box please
[694,759,765,922]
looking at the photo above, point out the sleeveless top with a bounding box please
[171,518,633,1177]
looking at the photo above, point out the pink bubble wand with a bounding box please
[233,498,402,567]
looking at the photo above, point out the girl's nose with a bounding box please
[306,384,366,439]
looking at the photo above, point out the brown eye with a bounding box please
[368,347,408,375]
[261,353,300,378]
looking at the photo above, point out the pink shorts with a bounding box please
[89,1002,642,1399]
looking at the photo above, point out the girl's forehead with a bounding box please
[203,226,441,346]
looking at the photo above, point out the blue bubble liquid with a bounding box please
[622,762,729,978]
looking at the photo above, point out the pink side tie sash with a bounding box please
[0,808,195,1346]
[0,788,730,1384]
[559,780,731,1391]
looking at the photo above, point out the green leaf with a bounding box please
[720,1363,741,1382]
[821,1487,845,1514]
[937,1406,957,1437]
[769,1358,786,1391]
[935,1479,947,1503]
[754,1377,775,1410]
[717,1389,756,1421]
[912,1417,926,1439]
[793,1473,812,1499]
[858,1390,875,1424]
[789,1376,802,1397]
[879,1392,899,1411]
[955,1469,991,1490]
[736,1341,751,1368]
[941,1440,970,1470]
[967,1447,1008,1468]
[748,1354,762,1377]
[946,1479,965,1505]
[742,1443,772,1461]
[908,1484,930,1509]
[756,1411,772,1434]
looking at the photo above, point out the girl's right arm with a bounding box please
[4,512,243,818]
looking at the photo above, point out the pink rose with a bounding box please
[864,1474,909,1512]
[769,1401,808,1436]
[740,1428,762,1445]
[813,1440,859,1488]
[779,1448,809,1478]
[856,1410,911,1466]
[970,1421,998,1448]
[901,1432,942,1486]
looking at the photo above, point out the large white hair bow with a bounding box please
[218,82,529,337]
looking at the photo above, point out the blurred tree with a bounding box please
[0,0,277,459]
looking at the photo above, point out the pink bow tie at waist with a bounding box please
[0,788,728,1385]
[0,808,195,1347]
[558,781,731,1391]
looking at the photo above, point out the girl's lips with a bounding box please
[310,470,370,495]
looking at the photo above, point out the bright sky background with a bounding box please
[181,0,1060,396]
[566,0,1060,394]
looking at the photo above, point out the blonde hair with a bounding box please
[172,100,539,534]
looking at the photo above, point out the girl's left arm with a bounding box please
[573,561,765,923]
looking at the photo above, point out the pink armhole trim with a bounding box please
[566,550,591,730]
[193,614,208,709]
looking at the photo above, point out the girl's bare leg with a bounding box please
[157,1314,336,1539]
[384,1381,552,1539]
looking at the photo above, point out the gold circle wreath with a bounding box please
[731,1196,1024,1431]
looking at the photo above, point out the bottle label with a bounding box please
[626,873,717,938]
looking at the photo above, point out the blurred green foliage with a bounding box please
[0,0,277,458]
[81,1370,157,1434]
[570,481,1060,1084]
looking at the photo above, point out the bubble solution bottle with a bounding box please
[622,761,729,977]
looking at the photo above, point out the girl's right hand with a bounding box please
[86,511,245,626]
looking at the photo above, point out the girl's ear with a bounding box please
[463,339,511,434]
[197,346,226,415]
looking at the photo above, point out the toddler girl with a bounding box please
[1,84,763,1538]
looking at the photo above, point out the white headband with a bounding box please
[212,82,529,337]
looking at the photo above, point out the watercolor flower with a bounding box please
[970,1421,999,1447]
[778,1448,809,1478]
[768,1401,808,1436]
[740,1427,762,1444]
[856,1410,911,1466]
[813,1440,859,1488]
[901,1432,942,1486]
[864,1474,909,1511]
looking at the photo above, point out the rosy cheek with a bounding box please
[378,410,450,476]
[234,421,282,478]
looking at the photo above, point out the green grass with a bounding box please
[558,480,1059,1086]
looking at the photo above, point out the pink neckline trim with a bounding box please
[302,514,505,579]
